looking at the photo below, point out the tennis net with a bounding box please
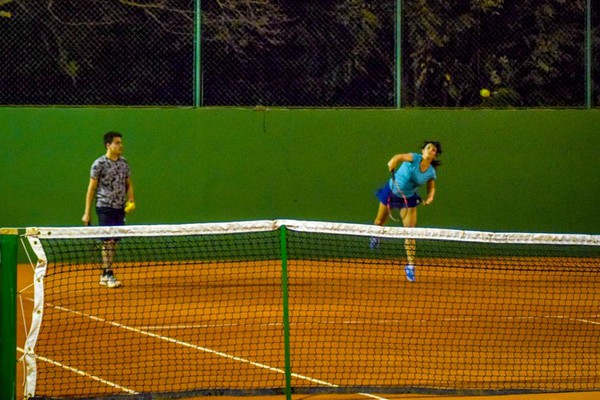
[19,220,600,399]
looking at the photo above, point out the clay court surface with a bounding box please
[15,257,600,400]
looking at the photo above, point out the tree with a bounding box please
[0,0,595,106]
[402,0,587,106]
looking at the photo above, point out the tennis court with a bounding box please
[15,223,600,399]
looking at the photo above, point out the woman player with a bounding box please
[371,140,442,282]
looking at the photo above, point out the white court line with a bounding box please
[543,315,600,325]
[575,318,600,325]
[137,322,245,330]
[29,301,598,400]
[48,303,333,385]
[16,347,138,395]
[28,299,388,399]
[137,314,600,330]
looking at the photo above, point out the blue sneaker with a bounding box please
[369,237,380,250]
[404,264,415,282]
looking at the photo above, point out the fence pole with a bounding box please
[395,0,402,109]
[0,229,18,400]
[585,0,592,108]
[194,0,202,107]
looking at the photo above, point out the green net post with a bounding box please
[0,229,18,400]
[279,225,293,400]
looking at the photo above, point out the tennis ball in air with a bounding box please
[125,201,136,213]
[480,88,491,98]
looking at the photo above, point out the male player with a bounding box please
[82,132,135,288]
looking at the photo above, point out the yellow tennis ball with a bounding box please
[480,88,491,98]
[125,201,136,213]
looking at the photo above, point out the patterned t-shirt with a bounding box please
[90,155,131,208]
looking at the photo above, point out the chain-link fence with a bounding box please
[1,0,598,107]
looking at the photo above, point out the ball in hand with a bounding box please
[125,201,136,213]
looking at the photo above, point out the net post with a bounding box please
[0,229,18,400]
[279,225,293,400]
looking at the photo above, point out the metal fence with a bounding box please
[0,0,598,107]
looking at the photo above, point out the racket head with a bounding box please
[387,169,408,222]
[387,194,400,221]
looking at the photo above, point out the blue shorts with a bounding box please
[96,207,125,226]
[376,184,422,209]
[96,207,125,242]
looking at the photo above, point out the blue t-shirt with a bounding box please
[389,153,436,197]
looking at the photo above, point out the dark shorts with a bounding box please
[376,184,422,209]
[96,207,125,226]
[96,207,125,242]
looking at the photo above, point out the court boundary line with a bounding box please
[16,347,138,395]
[24,298,389,400]
[23,295,600,398]
[129,315,600,330]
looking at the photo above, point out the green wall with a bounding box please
[1,108,599,233]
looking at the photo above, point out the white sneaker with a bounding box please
[100,271,122,288]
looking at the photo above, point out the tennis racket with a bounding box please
[387,169,408,222]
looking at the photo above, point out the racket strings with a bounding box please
[388,170,408,222]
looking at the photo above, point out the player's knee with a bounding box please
[374,215,387,225]
[402,219,416,228]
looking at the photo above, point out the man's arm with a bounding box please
[82,178,98,225]
[126,177,135,204]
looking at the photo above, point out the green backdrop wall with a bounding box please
[1,108,599,234]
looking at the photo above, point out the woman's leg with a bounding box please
[401,207,417,280]
[370,203,390,249]
[374,202,389,226]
